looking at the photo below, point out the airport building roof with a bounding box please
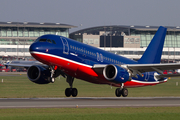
[0,22,77,28]
[71,25,180,35]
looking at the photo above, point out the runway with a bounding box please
[0,97,180,108]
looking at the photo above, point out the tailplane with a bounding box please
[138,26,167,64]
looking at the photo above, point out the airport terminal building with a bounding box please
[70,25,180,63]
[0,22,76,60]
[1,23,180,63]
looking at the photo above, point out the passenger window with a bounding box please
[47,39,52,43]
[39,39,47,42]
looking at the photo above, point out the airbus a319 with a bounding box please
[7,26,180,97]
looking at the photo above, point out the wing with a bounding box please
[126,63,180,73]
[93,63,180,78]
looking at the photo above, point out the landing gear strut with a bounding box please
[49,66,55,83]
[115,83,128,97]
[65,75,78,97]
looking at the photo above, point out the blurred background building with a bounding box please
[70,25,180,63]
[0,22,76,61]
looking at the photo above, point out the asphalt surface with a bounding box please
[0,97,180,108]
[0,72,26,76]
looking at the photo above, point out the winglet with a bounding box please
[138,26,167,64]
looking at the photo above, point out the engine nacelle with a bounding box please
[103,64,131,83]
[27,65,51,84]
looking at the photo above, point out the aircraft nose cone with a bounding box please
[29,43,40,52]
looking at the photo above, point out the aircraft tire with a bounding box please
[115,88,122,97]
[72,88,78,97]
[65,88,72,97]
[121,88,128,97]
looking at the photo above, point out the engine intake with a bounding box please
[103,64,131,83]
[27,65,51,84]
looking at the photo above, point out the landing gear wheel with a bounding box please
[122,88,128,97]
[115,88,122,97]
[72,88,78,97]
[65,88,71,97]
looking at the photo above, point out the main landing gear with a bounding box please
[115,83,128,97]
[115,88,128,97]
[65,75,78,97]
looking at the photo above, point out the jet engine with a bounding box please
[103,64,131,83]
[27,65,52,84]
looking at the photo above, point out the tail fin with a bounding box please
[138,26,167,64]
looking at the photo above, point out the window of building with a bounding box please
[1,29,7,37]
[6,48,12,52]
[26,39,34,45]
[50,30,56,35]
[11,39,18,45]
[12,30,18,37]
[89,39,94,44]
[40,30,44,36]
[19,40,25,45]
[83,39,88,44]
[29,30,34,37]
[34,29,39,37]
[12,48,16,52]
[45,30,50,34]
[18,29,23,37]
[94,39,99,44]
[24,29,29,37]
[7,29,12,37]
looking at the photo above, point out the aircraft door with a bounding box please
[61,37,69,55]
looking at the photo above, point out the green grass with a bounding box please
[0,74,180,120]
[0,74,180,98]
[0,107,180,120]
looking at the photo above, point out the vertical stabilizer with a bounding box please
[138,26,167,64]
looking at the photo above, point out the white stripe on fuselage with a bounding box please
[30,51,92,68]
[131,79,168,84]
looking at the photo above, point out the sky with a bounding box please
[0,0,180,32]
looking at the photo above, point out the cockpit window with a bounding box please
[34,38,40,43]
[39,39,47,42]
[52,40,56,44]
[34,38,56,44]
[47,39,52,43]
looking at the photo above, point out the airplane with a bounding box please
[6,26,180,97]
